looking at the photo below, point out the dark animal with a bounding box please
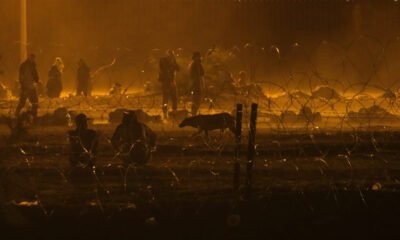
[168,109,190,124]
[179,113,235,137]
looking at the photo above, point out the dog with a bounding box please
[168,109,190,124]
[179,113,235,137]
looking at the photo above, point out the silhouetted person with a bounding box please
[46,57,64,98]
[111,111,156,165]
[15,54,39,117]
[68,113,98,168]
[76,59,90,96]
[189,51,204,115]
[159,50,180,118]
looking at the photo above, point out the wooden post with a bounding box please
[246,103,258,191]
[233,104,243,190]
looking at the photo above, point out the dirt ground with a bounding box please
[1,124,400,239]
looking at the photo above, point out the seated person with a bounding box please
[111,111,156,165]
[68,113,98,168]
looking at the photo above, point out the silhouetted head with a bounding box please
[192,51,201,61]
[129,111,138,123]
[122,111,132,125]
[27,54,36,62]
[54,57,64,72]
[55,57,62,64]
[122,110,138,125]
[78,58,86,67]
[75,113,89,130]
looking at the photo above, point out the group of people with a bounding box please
[15,50,205,119]
[11,50,205,167]
[158,50,205,118]
[47,56,92,98]
[15,54,91,117]
[68,110,156,168]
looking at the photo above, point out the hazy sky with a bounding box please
[0,0,399,90]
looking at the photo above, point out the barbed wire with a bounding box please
[2,36,400,221]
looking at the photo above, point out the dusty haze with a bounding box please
[0,0,400,94]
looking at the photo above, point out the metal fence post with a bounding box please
[234,104,243,190]
[246,103,258,191]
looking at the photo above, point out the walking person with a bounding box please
[15,54,40,117]
[159,50,180,119]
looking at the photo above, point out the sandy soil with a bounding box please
[1,125,400,239]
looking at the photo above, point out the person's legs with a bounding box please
[28,89,39,117]
[191,89,201,115]
[15,90,28,116]
[55,80,62,98]
[162,85,170,118]
[76,84,82,96]
[46,80,52,98]
[87,81,92,97]
[171,85,178,111]
[83,85,88,97]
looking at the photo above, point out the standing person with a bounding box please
[15,54,39,117]
[68,113,98,168]
[159,50,180,119]
[111,111,156,165]
[76,59,91,96]
[189,51,204,115]
[46,57,64,98]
